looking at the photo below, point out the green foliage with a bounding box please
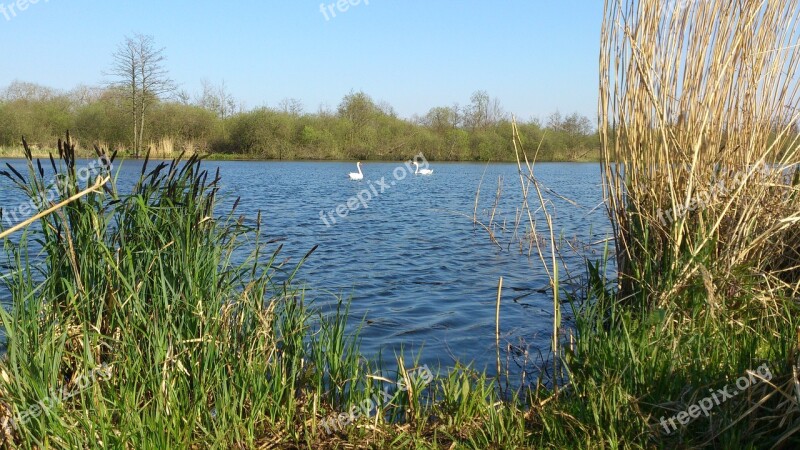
[148,103,219,148]
[0,83,600,161]
[536,253,800,449]
[0,98,73,148]
[72,91,129,149]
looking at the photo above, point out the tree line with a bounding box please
[0,36,599,162]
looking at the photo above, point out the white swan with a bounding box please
[411,161,433,175]
[349,162,364,180]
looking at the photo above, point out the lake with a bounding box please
[0,158,613,383]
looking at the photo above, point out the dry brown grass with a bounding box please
[600,0,800,305]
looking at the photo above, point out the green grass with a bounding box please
[0,141,542,448]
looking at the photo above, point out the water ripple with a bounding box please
[0,159,612,378]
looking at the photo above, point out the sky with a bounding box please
[0,0,604,122]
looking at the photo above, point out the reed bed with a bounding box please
[0,135,380,447]
[565,0,800,447]
[600,0,800,304]
[0,135,543,449]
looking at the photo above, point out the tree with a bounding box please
[278,97,304,116]
[337,91,377,127]
[424,106,459,133]
[546,111,564,130]
[376,100,397,118]
[1,80,58,102]
[561,112,593,135]
[67,84,104,110]
[337,91,379,151]
[465,90,504,131]
[175,89,192,106]
[198,79,237,120]
[108,34,175,157]
[73,88,129,150]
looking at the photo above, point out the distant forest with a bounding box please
[0,81,599,161]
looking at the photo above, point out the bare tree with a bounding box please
[108,37,138,154]
[317,102,333,117]
[487,97,506,124]
[107,34,174,157]
[547,110,564,130]
[198,79,237,119]
[464,90,504,130]
[465,90,489,130]
[424,106,459,133]
[451,102,463,128]
[175,89,192,105]
[376,100,396,118]
[277,97,304,116]
[67,84,104,108]
[2,80,58,102]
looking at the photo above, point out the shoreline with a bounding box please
[0,150,602,164]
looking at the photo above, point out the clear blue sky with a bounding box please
[0,0,603,121]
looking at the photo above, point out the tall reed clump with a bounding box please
[600,0,800,305]
[566,0,800,447]
[0,134,385,448]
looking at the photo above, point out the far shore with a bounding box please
[0,147,602,163]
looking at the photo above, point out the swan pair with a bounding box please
[348,161,433,180]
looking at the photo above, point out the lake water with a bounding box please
[0,158,613,383]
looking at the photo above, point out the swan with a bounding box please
[349,162,364,180]
[411,161,433,175]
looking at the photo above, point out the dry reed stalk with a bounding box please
[496,276,503,385]
[511,116,563,392]
[474,163,490,226]
[145,137,175,158]
[0,176,110,240]
[600,0,800,304]
[489,176,503,234]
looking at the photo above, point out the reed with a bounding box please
[146,137,175,158]
[0,135,544,448]
[599,0,800,305]
[0,136,383,448]
[561,0,800,446]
